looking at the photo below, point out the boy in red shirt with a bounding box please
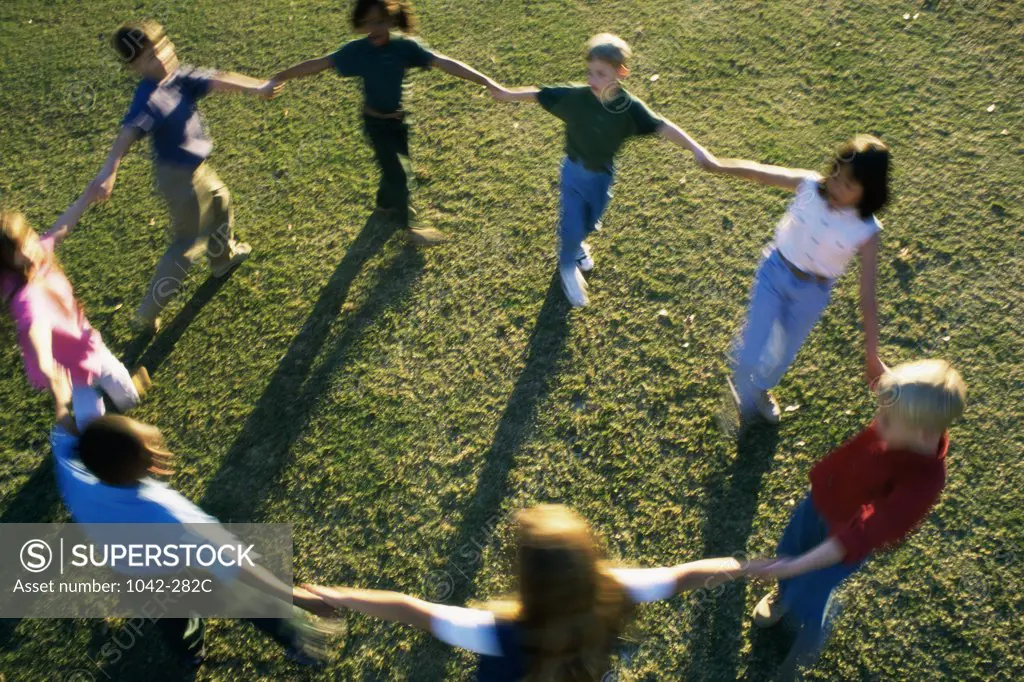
[749,359,967,675]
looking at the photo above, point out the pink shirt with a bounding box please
[1,234,104,390]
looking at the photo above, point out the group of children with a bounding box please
[0,0,970,679]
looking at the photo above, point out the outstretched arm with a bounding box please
[489,85,541,103]
[208,71,284,99]
[271,55,334,84]
[86,126,142,203]
[700,154,818,192]
[44,192,93,246]
[657,118,714,164]
[747,538,845,581]
[430,54,499,89]
[302,585,439,632]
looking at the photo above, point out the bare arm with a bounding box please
[44,192,93,246]
[656,118,715,162]
[858,234,886,385]
[208,71,283,99]
[671,556,755,593]
[303,585,440,633]
[87,126,142,203]
[271,55,334,84]
[236,564,335,618]
[489,85,541,103]
[702,156,818,192]
[748,538,845,581]
[27,321,71,421]
[431,54,499,89]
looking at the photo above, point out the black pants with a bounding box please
[363,116,413,226]
[157,616,295,659]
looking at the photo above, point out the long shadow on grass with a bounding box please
[101,215,422,681]
[197,217,423,521]
[405,275,571,677]
[119,275,230,372]
[679,424,781,682]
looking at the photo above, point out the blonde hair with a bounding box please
[877,359,967,433]
[585,33,632,70]
[485,505,632,681]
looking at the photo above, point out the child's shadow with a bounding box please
[680,423,781,682]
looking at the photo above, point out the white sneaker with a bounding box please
[559,264,589,307]
[575,242,594,272]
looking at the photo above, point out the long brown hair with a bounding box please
[486,505,632,681]
[351,0,418,34]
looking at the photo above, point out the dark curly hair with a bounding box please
[825,134,891,218]
[351,0,418,34]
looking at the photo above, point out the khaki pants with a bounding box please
[137,163,242,321]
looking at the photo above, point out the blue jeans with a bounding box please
[731,247,833,409]
[558,157,614,267]
[777,494,865,662]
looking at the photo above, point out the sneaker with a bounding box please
[754,389,781,425]
[752,589,786,628]
[210,242,252,278]
[130,314,161,335]
[406,227,448,247]
[576,242,594,272]
[559,264,589,307]
[131,366,152,398]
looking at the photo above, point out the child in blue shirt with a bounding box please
[52,415,335,666]
[85,21,283,334]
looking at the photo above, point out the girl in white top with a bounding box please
[698,135,891,424]
[305,504,768,681]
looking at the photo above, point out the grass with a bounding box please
[0,0,1021,679]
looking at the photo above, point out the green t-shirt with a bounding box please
[331,34,435,114]
[537,85,663,173]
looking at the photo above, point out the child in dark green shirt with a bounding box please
[271,0,500,246]
[491,33,712,306]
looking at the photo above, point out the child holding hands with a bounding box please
[1,198,150,430]
[748,359,967,674]
[490,33,713,307]
[270,0,502,246]
[86,21,284,334]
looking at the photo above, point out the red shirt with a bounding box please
[810,424,948,564]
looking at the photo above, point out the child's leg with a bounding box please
[732,250,787,407]
[140,165,206,322]
[558,159,590,268]
[194,165,244,270]
[583,171,614,238]
[776,494,864,666]
[70,382,105,432]
[365,118,412,226]
[756,278,833,393]
[93,347,142,413]
[137,235,200,322]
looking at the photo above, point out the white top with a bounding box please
[429,566,679,657]
[774,175,881,279]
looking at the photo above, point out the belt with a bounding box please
[777,250,832,285]
[364,105,405,120]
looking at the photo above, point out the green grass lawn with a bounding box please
[1,0,1021,679]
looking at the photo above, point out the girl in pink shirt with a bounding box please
[1,196,149,429]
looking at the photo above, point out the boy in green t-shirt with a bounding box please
[491,34,712,306]
[271,0,500,246]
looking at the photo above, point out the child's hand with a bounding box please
[302,584,350,610]
[292,585,337,618]
[87,171,117,203]
[258,79,285,100]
